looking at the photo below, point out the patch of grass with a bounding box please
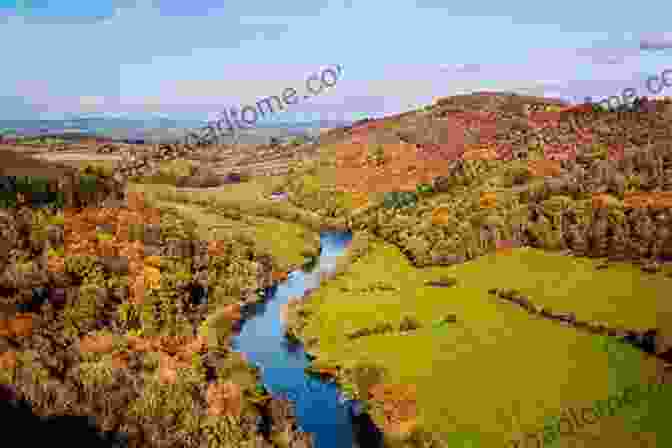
[297,241,669,447]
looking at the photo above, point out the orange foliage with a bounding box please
[624,192,672,209]
[207,239,228,257]
[79,333,116,354]
[462,146,499,161]
[207,381,243,417]
[0,313,36,338]
[62,192,162,305]
[157,352,189,385]
[333,136,463,195]
[0,350,17,370]
[0,318,9,338]
[527,160,562,177]
[350,191,370,209]
[110,351,130,370]
[143,265,162,290]
[272,271,289,282]
[368,383,418,436]
[479,191,497,209]
[430,207,452,226]
[592,193,614,209]
[47,255,65,273]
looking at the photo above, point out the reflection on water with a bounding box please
[233,231,384,448]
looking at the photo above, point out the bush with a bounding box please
[3,176,64,208]
[383,191,418,209]
[416,183,434,195]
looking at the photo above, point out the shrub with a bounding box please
[371,321,395,335]
[399,314,422,332]
[383,191,418,209]
[416,183,434,195]
[77,173,99,194]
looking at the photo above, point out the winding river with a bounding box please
[233,231,384,448]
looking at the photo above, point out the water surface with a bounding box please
[234,231,382,448]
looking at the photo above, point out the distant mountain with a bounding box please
[0,116,353,144]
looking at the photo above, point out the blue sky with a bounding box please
[1,0,671,122]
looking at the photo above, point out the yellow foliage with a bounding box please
[144,255,162,268]
[479,192,497,209]
[143,265,162,290]
[430,206,452,226]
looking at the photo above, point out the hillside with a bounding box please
[1,91,671,448]
[279,92,672,447]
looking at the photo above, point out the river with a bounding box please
[233,230,384,448]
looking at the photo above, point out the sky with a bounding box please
[1,0,671,123]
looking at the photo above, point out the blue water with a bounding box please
[233,231,375,448]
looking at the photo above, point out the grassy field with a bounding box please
[297,241,671,447]
[129,177,276,203]
[128,166,325,271]
[146,197,318,271]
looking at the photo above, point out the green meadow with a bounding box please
[297,241,672,447]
